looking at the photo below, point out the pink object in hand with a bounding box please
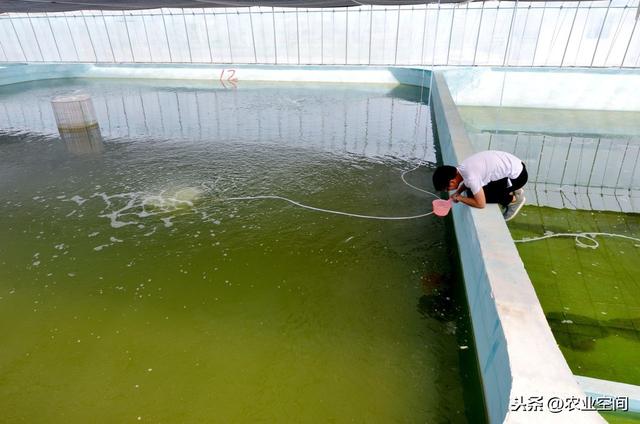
[432,198,453,217]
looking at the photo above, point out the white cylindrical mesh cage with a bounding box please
[51,93,99,130]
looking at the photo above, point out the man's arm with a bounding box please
[452,188,486,208]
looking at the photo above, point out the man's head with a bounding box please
[432,165,459,191]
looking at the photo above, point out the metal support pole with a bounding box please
[420,3,428,64]
[46,13,62,61]
[283,10,290,63]
[394,5,401,65]
[487,2,501,64]
[561,2,580,66]
[544,4,566,65]
[63,13,80,61]
[622,6,639,67]
[603,5,630,66]
[332,9,336,64]
[427,0,441,107]
[81,12,98,61]
[574,4,592,65]
[590,0,612,66]
[458,3,469,65]
[503,0,520,66]
[249,8,258,63]
[27,15,45,61]
[141,14,153,62]
[357,7,362,63]
[446,5,456,65]
[101,11,116,62]
[272,7,278,64]
[306,8,311,64]
[432,0,441,66]
[345,7,349,64]
[122,11,135,62]
[161,9,174,62]
[297,8,302,64]
[321,8,325,64]
[9,16,27,61]
[472,1,485,66]
[203,9,213,63]
[368,5,373,64]
[531,3,547,66]
[225,9,233,62]
[182,9,193,63]
[512,4,531,66]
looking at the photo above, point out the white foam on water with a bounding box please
[89,186,211,229]
[69,195,87,206]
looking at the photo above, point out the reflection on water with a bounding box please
[59,125,104,155]
[511,206,640,386]
[0,80,482,423]
[458,106,640,213]
[546,311,640,352]
[0,79,435,162]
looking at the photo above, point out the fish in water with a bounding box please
[421,272,449,294]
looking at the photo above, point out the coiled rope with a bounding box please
[514,231,640,249]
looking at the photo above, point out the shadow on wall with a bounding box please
[387,84,431,105]
[547,311,640,352]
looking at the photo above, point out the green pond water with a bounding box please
[509,205,640,386]
[0,79,483,423]
[601,410,640,423]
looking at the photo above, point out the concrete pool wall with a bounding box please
[430,71,606,423]
[0,63,431,88]
[442,67,640,112]
[2,63,636,423]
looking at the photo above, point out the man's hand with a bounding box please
[457,190,486,208]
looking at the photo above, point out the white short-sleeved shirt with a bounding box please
[457,151,524,195]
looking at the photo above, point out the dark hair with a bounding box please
[432,165,457,191]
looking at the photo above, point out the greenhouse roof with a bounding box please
[0,0,556,14]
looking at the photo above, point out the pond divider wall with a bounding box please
[443,67,640,112]
[0,63,429,87]
[430,71,605,424]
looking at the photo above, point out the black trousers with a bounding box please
[467,162,528,207]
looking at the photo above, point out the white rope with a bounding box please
[222,76,440,221]
[222,163,440,221]
[514,231,640,249]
